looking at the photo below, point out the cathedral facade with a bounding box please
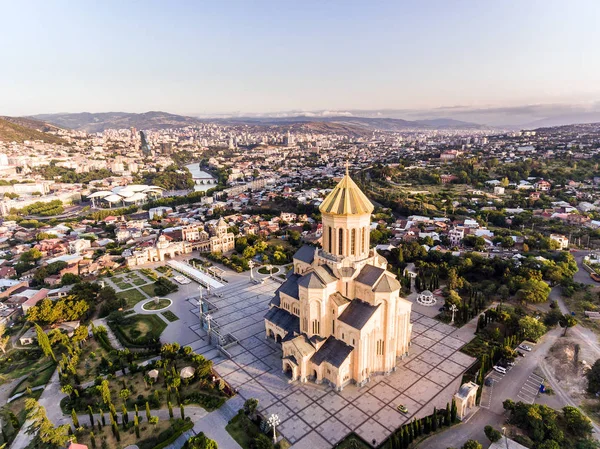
[264,171,412,390]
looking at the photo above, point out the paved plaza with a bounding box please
[162,273,477,448]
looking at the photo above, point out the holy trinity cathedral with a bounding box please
[264,170,412,390]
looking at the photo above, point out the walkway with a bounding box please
[92,318,124,350]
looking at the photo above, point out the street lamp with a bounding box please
[450,304,458,324]
[198,285,204,317]
[267,413,280,445]
[248,260,255,280]
[205,314,212,344]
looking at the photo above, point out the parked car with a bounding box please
[517,351,525,357]
[591,273,600,283]
[397,404,408,414]
[519,344,532,352]
[493,366,507,374]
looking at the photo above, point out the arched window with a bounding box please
[362,227,366,253]
[328,226,332,253]
[312,320,320,334]
[351,229,356,255]
[338,228,344,255]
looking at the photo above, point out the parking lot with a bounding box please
[480,341,546,411]
[517,372,544,404]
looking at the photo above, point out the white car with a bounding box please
[519,344,532,352]
[493,366,507,374]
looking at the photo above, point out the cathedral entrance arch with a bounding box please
[267,329,275,339]
[276,334,282,344]
[283,361,294,379]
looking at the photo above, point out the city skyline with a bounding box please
[2,0,600,117]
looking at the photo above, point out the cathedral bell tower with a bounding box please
[319,164,374,261]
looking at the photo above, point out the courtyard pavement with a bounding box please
[162,273,478,448]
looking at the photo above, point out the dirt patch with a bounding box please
[544,338,592,401]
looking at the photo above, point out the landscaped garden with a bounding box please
[116,288,147,309]
[62,342,231,415]
[9,361,56,396]
[108,313,167,350]
[0,347,53,383]
[161,311,179,322]
[0,389,43,447]
[140,283,156,297]
[142,297,172,311]
[226,399,290,449]
[75,415,192,449]
[258,266,278,275]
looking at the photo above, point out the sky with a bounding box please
[2,0,600,117]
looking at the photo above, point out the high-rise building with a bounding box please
[140,131,151,156]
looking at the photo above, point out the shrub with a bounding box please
[484,425,502,443]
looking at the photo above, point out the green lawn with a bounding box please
[0,348,53,384]
[111,313,167,348]
[10,362,56,396]
[161,311,179,322]
[115,281,134,290]
[142,298,172,310]
[140,283,156,297]
[226,412,262,449]
[116,288,147,309]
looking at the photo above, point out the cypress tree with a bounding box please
[402,426,409,447]
[451,399,457,423]
[145,401,151,421]
[432,408,438,431]
[134,415,140,438]
[99,408,106,427]
[114,423,120,442]
[135,404,139,417]
[35,324,56,362]
[71,409,79,428]
[90,431,96,449]
[88,405,94,427]
[122,404,128,426]
[445,402,451,426]
[168,401,174,419]
[180,403,185,419]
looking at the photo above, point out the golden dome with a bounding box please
[319,169,374,216]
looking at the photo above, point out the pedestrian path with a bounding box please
[92,318,124,350]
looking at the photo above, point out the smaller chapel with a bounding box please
[264,169,412,390]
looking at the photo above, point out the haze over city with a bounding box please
[3,2,600,449]
[3,0,600,125]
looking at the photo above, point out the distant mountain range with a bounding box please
[30,111,487,133]
[31,111,202,133]
[0,116,65,144]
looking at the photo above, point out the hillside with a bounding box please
[31,111,204,133]
[32,111,485,133]
[0,117,66,144]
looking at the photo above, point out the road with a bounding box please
[420,254,600,448]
